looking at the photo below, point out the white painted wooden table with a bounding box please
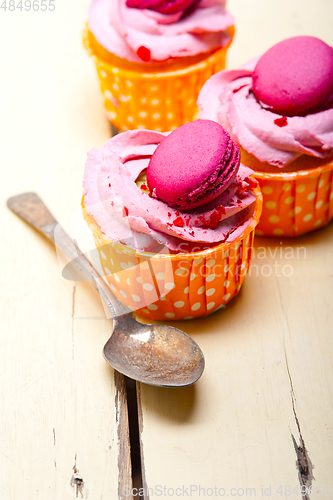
[1,1,332,499]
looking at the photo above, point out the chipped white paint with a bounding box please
[139,225,333,497]
[1,1,333,499]
[138,1,333,497]
[0,1,130,498]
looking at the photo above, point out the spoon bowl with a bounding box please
[7,192,205,387]
[105,315,204,386]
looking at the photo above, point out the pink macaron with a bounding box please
[146,120,241,210]
[126,0,196,15]
[252,36,333,117]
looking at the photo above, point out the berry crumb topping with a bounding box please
[137,46,151,62]
[274,116,288,127]
[173,216,184,227]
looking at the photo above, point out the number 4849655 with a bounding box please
[1,0,55,10]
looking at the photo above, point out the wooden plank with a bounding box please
[137,224,333,498]
[0,1,132,498]
[137,2,333,498]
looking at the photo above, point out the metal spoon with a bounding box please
[7,192,205,387]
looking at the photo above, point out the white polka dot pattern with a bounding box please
[83,25,233,132]
[255,163,333,237]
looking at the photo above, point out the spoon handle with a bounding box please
[7,192,129,318]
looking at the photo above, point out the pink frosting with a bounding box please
[197,59,333,168]
[83,130,257,252]
[88,0,234,63]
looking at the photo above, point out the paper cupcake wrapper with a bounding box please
[254,161,333,237]
[83,26,234,132]
[82,185,262,321]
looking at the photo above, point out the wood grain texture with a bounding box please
[136,383,149,499]
[137,2,333,498]
[0,1,132,498]
[138,225,333,498]
[114,372,134,500]
[2,0,333,498]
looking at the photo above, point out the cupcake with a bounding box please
[197,36,333,237]
[83,120,262,320]
[83,0,235,132]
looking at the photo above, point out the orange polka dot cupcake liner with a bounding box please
[254,161,333,237]
[82,186,262,321]
[83,26,234,132]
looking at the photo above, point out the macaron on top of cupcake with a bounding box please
[147,120,240,210]
[83,122,259,252]
[197,36,333,169]
[252,36,333,117]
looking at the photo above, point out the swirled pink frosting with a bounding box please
[83,130,257,252]
[88,0,234,63]
[197,58,333,168]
